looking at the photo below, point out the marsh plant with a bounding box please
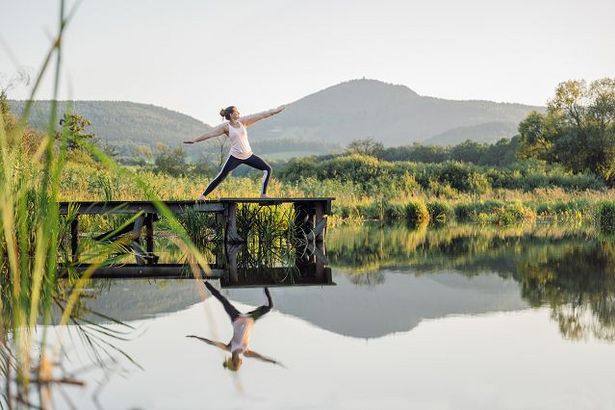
[0,2,213,407]
[175,207,221,245]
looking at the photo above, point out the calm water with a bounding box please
[47,224,615,409]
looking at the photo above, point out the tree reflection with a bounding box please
[327,224,615,342]
[518,242,615,341]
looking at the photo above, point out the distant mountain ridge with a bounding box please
[8,100,213,154]
[249,79,544,146]
[10,79,544,157]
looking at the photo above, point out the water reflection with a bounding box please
[8,223,614,408]
[0,283,139,409]
[321,224,615,341]
[187,282,282,371]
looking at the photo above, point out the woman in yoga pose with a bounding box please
[184,105,285,199]
[187,281,281,371]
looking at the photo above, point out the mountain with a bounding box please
[8,100,340,158]
[9,79,544,157]
[422,121,521,145]
[80,270,526,339]
[249,79,543,146]
[8,100,213,157]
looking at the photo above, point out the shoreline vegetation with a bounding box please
[3,71,614,233]
[56,150,615,231]
[2,81,615,239]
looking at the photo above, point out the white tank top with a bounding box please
[227,121,253,160]
[230,315,255,354]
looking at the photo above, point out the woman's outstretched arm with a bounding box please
[244,350,285,367]
[186,335,229,351]
[183,123,227,144]
[240,105,285,127]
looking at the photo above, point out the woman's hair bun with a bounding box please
[219,108,227,117]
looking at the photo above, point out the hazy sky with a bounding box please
[1,0,614,125]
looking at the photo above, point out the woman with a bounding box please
[184,105,285,199]
[187,281,281,371]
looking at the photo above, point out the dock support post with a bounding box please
[224,203,243,243]
[295,201,328,243]
[71,217,79,263]
[145,213,154,257]
[313,202,327,242]
[130,214,146,264]
[225,243,241,284]
[294,203,312,240]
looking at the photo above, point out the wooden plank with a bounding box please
[58,198,333,215]
[58,201,225,215]
[220,267,333,288]
[60,264,224,279]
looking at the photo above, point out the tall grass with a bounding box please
[0,2,214,407]
[0,1,76,400]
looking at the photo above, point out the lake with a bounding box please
[42,223,615,409]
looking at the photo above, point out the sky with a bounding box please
[1,0,614,125]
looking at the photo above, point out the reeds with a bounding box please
[0,2,214,407]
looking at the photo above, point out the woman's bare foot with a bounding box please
[260,193,269,199]
[197,194,206,201]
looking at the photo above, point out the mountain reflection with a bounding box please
[80,224,615,342]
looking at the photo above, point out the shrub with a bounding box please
[597,201,615,233]
[405,199,430,226]
[384,202,407,221]
[454,200,534,224]
[427,201,454,223]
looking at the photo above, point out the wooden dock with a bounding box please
[58,197,334,268]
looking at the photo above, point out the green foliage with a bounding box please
[597,201,615,233]
[426,201,454,223]
[175,208,220,245]
[404,199,430,226]
[534,199,590,220]
[518,79,615,184]
[154,145,187,177]
[384,202,407,221]
[454,200,535,224]
[345,138,384,157]
[378,137,521,167]
[279,155,604,196]
[58,112,95,150]
[0,89,10,118]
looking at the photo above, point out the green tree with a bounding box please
[58,112,95,150]
[345,138,384,157]
[450,140,487,164]
[518,79,615,183]
[154,144,187,177]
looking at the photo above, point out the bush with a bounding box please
[427,201,454,223]
[384,202,407,221]
[597,201,615,233]
[454,200,535,224]
[535,199,590,221]
[405,199,430,226]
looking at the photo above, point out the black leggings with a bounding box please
[202,154,272,197]
[205,281,273,321]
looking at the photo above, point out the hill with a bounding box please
[423,121,521,145]
[8,99,341,158]
[249,78,543,146]
[8,100,213,157]
[9,79,544,158]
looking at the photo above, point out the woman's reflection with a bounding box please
[187,281,282,371]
